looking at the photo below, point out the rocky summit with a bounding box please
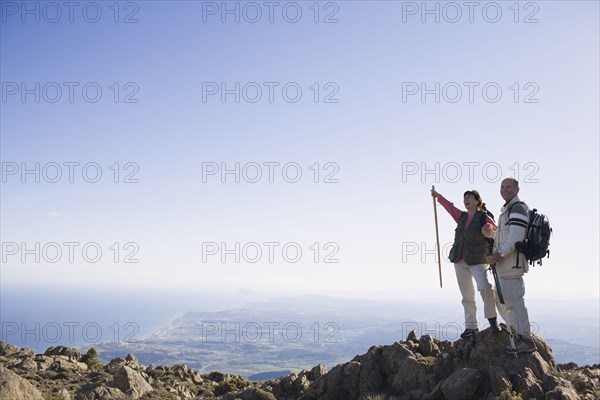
[0,328,598,400]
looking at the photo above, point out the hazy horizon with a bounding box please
[1,286,597,362]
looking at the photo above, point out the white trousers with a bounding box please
[496,276,531,339]
[454,261,497,329]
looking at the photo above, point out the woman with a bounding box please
[431,189,500,338]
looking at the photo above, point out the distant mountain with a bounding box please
[546,338,600,367]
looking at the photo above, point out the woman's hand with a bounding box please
[431,189,439,198]
[482,223,496,239]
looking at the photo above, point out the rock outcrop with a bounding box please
[113,366,153,399]
[0,329,598,399]
[0,365,44,400]
[299,329,598,400]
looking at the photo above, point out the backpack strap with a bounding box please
[481,209,494,222]
[505,201,529,268]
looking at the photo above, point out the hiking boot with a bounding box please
[488,318,501,333]
[504,334,522,352]
[460,328,479,339]
[505,337,537,355]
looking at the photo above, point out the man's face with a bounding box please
[500,179,519,203]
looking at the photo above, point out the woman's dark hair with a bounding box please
[463,190,487,212]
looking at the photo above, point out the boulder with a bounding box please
[419,334,440,356]
[489,365,511,394]
[75,385,128,400]
[0,365,44,400]
[512,367,544,400]
[55,388,72,400]
[441,368,481,400]
[105,358,127,375]
[407,330,419,342]
[299,361,361,400]
[0,342,21,357]
[112,365,153,399]
[15,357,37,372]
[544,386,580,400]
[44,346,82,360]
[124,353,139,366]
[391,355,430,391]
[309,364,327,381]
[50,355,88,372]
[34,355,54,371]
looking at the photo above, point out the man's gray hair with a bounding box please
[503,177,519,187]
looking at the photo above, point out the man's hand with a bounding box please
[487,253,502,264]
[431,189,439,198]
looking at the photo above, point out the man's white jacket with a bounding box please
[493,196,529,277]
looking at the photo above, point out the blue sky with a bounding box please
[1,1,599,305]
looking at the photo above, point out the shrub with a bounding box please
[81,348,102,371]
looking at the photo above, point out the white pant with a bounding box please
[496,276,531,339]
[454,261,497,329]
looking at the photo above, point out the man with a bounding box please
[487,177,536,354]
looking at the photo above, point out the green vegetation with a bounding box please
[81,348,102,371]
[213,375,253,396]
[139,390,179,400]
[499,389,524,400]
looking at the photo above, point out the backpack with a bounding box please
[509,202,552,266]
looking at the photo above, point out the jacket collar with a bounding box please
[501,195,521,212]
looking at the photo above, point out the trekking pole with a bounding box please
[432,185,442,288]
[488,240,518,358]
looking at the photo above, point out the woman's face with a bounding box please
[463,194,479,211]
